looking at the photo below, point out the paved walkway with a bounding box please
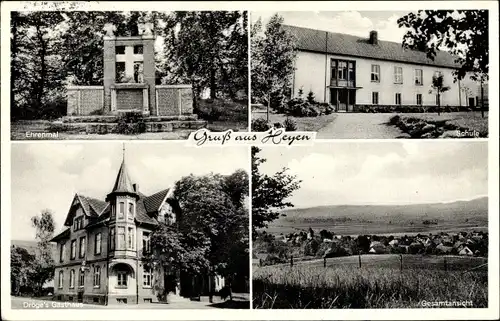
[11,295,249,309]
[316,113,409,139]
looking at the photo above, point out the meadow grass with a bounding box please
[253,258,487,309]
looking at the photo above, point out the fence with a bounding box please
[260,254,488,273]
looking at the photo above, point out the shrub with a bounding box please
[252,118,271,131]
[283,118,297,131]
[318,103,334,115]
[89,109,104,116]
[306,90,316,104]
[112,111,147,134]
[115,119,133,134]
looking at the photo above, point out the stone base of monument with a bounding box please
[55,115,206,134]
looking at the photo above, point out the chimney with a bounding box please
[369,30,378,45]
[133,183,139,193]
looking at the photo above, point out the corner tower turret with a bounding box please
[106,146,139,257]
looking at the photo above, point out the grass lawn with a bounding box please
[11,121,193,140]
[252,105,337,132]
[397,111,488,136]
[198,98,248,132]
[253,254,487,308]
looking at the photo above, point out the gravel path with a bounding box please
[316,113,409,139]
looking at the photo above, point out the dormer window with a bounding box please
[73,216,84,231]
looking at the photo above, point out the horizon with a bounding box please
[285,195,488,210]
[258,142,488,208]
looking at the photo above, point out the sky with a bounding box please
[11,143,249,241]
[257,141,488,208]
[251,11,411,43]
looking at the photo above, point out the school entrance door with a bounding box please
[330,88,356,112]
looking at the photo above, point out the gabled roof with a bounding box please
[50,228,71,242]
[143,188,170,213]
[284,25,460,69]
[80,195,108,217]
[64,194,107,226]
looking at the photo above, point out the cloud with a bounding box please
[11,144,248,241]
[258,142,487,208]
[252,11,410,43]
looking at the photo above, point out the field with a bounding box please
[267,197,488,236]
[253,254,488,309]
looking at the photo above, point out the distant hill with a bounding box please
[268,197,488,235]
[11,239,58,258]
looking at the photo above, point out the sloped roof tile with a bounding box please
[284,25,460,69]
[143,188,170,214]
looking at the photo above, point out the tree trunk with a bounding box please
[210,64,217,99]
[437,93,440,116]
[480,81,484,118]
[35,24,47,114]
[267,93,270,123]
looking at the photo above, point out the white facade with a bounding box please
[293,50,482,109]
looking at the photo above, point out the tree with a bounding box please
[60,11,128,86]
[30,209,56,295]
[10,11,66,120]
[161,11,246,105]
[251,14,297,121]
[429,73,450,115]
[11,246,36,296]
[398,10,488,81]
[252,147,301,238]
[144,170,249,301]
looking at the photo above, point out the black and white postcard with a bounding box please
[1,1,498,321]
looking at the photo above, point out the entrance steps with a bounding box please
[54,115,206,134]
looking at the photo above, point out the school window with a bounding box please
[394,66,403,84]
[117,227,125,250]
[128,227,135,250]
[95,233,102,255]
[93,266,101,288]
[69,270,75,288]
[372,92,379,105]
[71,240,76,260]
[118,202,125,219]
[79,236,86,258]
[416,94,422,105]
[79,270,85,287]
[142,232,151,254]
[58,271,64,289]
[395,93,402,105]
[338,61,347,80]
[371,65,380,82]
[128,203,134,220]
[110,227,115,250]
[348,62,355,81]
[117,272,128,287]
[59,242,65,262]
[143,267,153,287]
[414,69,423,85]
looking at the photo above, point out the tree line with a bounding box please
[11,11,248,120]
